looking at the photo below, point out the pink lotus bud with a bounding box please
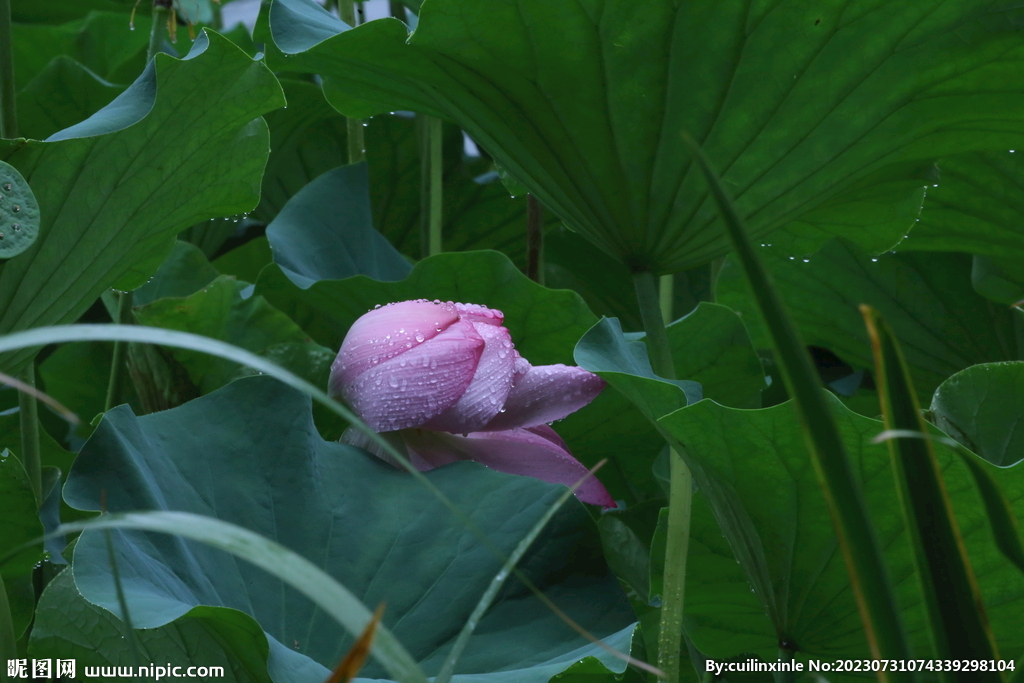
[330,299,614,506]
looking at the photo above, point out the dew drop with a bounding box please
[12,205,19,213]
[388,376,400,388]
[802,258,810,263]
[430,359,438,370]
[415,332,425,342]
[0,232,4,240]
[2,183,10,191]
[12,224,19,231]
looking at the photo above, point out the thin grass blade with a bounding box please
[863,306,1004,676]
[682,135,913,676]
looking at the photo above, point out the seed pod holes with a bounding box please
[0,161,41,259]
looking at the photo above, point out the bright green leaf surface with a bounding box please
[63,376,636,683]
[905,151,1024,258]
[133,241,220,307]
[0,449,45,577]
[16,57,124,142]
[716,240,1019,400]
[269,0,1024,272]
[772,164,931,257]
[213,237,274,286]
[31,569,274,683]
[931,362,1024,467]
[11,11,148,89]
[659,395,1024,662]
[0,32,285,376]
[133,276,329,395]
[255,250,596,366]
[11,1,135,26]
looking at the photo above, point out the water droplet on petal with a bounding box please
[388,376,400,388]
[415,332,425,342]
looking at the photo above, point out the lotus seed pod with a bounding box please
[0,161,41,260]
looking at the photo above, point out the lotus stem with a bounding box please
[18,362,41,506]
[339,0,366,164]
[105,292,133,412]
[427,116,443,256]
[659,274,674,324]
[0,573,16,669]
[635,270,691,683]
[0,0,17,139]
[526,194,544,284]
[147,1,172,63]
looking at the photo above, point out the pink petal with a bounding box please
[420,323,518,433]
[402,428,616,507]
[452,302,504,326]
[334,320,484,432]
[331,300,461,385]
[481,361,606,431]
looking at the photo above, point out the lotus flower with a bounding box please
[329,300,614,506]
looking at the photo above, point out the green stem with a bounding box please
[427,116,443,256]
[0,573,16,673]
[659,274,674,324]
[0,0,18,139]
[18,363,41,507]
[526,195,544,284]
[634,271,675,380]
[147,1,172,63]
[775,647,795,683]
[636,271,692,683]
[105,292,132,412]
[337,0,366,164]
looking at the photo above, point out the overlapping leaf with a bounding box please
[266,0,1024,272]
[716,240,1019,401]
[62,376,636,683]
[0,31,284,376]
[660,395,1024,662]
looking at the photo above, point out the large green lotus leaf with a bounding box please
[63,376,636,683]
[132,275,332,396]
[563,303,763,504]
[659,395,1024,662]
[0,32,284,376]
[716,240,1018,401]
[0,449,45,578]
[265,163,411,287]
[16,57,124,142]
[254,250,596,366]
[12,1,134,25]
[931,362,1024,467]
[264,0,1024,273]
[769,164,931,257]
[30,569,274,683]
[902,151,1024,258]
[11,11,149,89]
